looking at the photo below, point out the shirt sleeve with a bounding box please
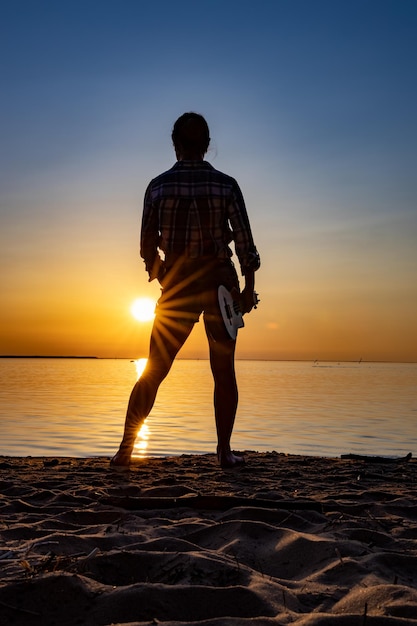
[228,180,260,275]
[140,181,160,274]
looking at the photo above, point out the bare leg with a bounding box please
[111,316,194,467]
[206,330,244,468]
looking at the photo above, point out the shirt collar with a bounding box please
[173,160,213,169]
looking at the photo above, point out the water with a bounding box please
[0,358,416,459]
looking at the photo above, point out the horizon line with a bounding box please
[1,355,416,364]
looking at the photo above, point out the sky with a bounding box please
[1,0,416,362]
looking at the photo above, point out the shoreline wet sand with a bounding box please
[1,452,417,625]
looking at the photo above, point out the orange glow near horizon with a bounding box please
[0,199,416,362]
[0,276,416,361]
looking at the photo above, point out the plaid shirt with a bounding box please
[140,160,260,275]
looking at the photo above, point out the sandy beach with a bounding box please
[1,451,416,625]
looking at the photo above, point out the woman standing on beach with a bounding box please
[111,112,260,469]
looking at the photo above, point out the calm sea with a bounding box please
[0,358,416,459]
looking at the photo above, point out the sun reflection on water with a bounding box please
[132,358,149,457]
[135,358,148,379]
[133,422,150,458]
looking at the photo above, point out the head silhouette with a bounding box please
[172,112,210,159]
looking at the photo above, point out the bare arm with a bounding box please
[240,271,257,314]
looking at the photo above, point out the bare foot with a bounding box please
[110,451,131,471]
[217,449,245,469]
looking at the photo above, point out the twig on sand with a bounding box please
[76,547,100,572]
[362,601,368,625]
[0,600,41,617]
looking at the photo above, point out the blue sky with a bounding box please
[1,0,416,360]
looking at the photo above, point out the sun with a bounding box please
[130,298,156,322]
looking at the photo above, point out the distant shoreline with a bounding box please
[0,355,99,359]
[1,355,416,364]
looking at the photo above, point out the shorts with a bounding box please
[155,258,240,341]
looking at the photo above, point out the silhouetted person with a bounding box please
[111,112,260,469]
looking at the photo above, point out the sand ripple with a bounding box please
[1,452,417,625]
